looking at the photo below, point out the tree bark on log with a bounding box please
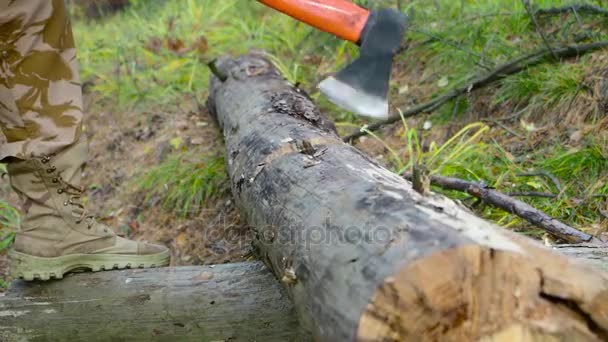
[208,53,608,341]
[552,245,608,272]
[0,262,303,342]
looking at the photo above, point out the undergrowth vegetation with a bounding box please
[22,0,608,235]
[380,120,608,235]
[0,165,19,278]
[137,152,228,218]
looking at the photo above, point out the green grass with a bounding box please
[72,0,608,232]
[72,0,339,111]
[0,196,18,289]
[0,164,19,255]
[72,0,608,116]
[383,118,607,234]
[136,152,228,217]
[0,182,19,290]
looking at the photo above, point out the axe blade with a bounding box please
[319,8,408,120]
[319,54,392,119]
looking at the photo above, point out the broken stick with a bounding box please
[403,172,600,244]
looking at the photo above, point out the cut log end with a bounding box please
[358,245,608,341]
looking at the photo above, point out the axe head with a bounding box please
[319,9,408,120]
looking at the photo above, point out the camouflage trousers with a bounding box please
[0,0,84,162]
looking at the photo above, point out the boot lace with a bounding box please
[40,154,98,230]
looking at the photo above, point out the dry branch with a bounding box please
[536,3,608,17]
[403,172,601,244]
[209,53,608,341]
[343,40,608,142]
[507,191,557,198]
[0,262,303,342]
[523,0,559,60]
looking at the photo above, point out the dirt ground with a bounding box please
[80,89,254,267]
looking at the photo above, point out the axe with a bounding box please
[258,0,408,119]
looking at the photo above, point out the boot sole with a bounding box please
[8,249,170,281]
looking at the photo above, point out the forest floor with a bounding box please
[1,0,607,290]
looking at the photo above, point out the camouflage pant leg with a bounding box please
[0,0,84,162]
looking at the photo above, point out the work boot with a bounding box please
[7,139,170,281]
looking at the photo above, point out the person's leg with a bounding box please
[0,0,169,281]
[0,0,83,161]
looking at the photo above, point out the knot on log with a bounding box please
[270,91,337,134]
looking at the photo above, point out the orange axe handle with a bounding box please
[257,0,370,43]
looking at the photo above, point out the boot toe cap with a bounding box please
[93,236,169,256]
[137,241,169,255]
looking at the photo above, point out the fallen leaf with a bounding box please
[145,37,163,54]
[438,76,449,88]
[128,220,140,232]
[520,119,537,132]
[192,35,208,56]
[175,120,189,131]
[175,232,188,249]
[398,85,409,94]
[167,37,188,55]
[569,130,583,144]
[190,137,205,145]
[170,137,183,150]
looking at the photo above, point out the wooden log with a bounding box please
[553,245,608,272]
[208,53,608,341]
[0,262,303,342]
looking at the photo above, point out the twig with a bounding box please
[571,5,584,26]
[491,106,528,122]
[479,34,496,68]
[481,118,524,138]
[536,4,608,17]
[343,40,608,142]
[507,191,557,198]
[564,82,585,114]
[522,0,559,60]
[411,28,492,70]
[402,173,601,244]
[207,59,227,82]
[444,96,461,139]
[463,11,514,22]
[517,171,562,192]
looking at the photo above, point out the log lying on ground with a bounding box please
[0,262,302,342]
[208,53,608,341]
[553,244,608,272]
